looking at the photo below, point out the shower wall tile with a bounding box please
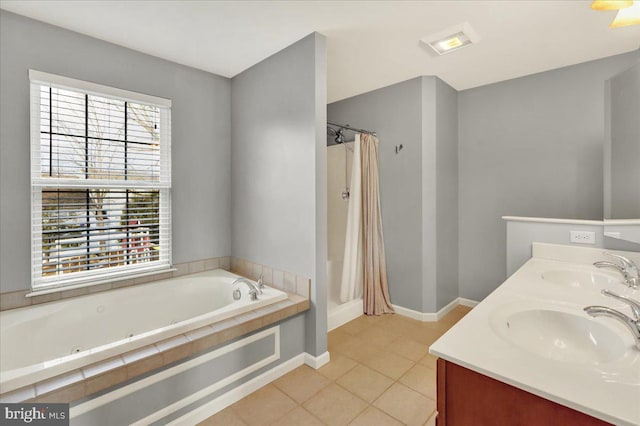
[204,257,220,270]
[262,266,273,285]
[296,276,311,299]
[273,269,284,288]
[173,262,189,277]
[284,272,296,293]
[253,263,263,280]
[228,257,311,298]
[0,290,31,311]
[188,259,205,274]
[221,257,231,269]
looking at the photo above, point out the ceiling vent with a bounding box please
[421,22,480,55]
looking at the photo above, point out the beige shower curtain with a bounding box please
[360,134,394,315]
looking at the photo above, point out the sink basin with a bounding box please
[541,269,621,290]
[490,308,627,365]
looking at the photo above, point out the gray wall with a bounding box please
[608,61,640,220]
[506,221,604,276]
[329,76,459,313]
[231,33,327,356]
[506,220,640,277]
[434,78,459,310]
[458,50,640,303]
[329,78,424,311]
[0,11,232,293]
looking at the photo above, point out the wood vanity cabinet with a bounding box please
[435,359,612,426]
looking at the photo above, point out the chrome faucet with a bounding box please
[257,274,265,291]
[232,277,262,301]
[593,252,639,288]
[584,289,640,350]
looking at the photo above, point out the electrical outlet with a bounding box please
[570,231,596,245]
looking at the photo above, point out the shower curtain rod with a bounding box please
[328,122,377,136]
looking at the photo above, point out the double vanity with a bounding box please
[430,243,640,426]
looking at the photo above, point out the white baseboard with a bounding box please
[393,297,479,322]
[457,297,479,308]
[168,353,306,425]
[392,304,434,321]
[304,351,330,369]
[328,298,362,331]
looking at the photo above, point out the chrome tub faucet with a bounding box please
[593,252,639,289]
[584,289,640,351]
[232,277,262,301]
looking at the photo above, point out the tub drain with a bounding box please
[71,346,83,354]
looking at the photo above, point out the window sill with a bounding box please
[26,266,177,298]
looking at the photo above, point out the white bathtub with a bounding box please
[0,269,288,393]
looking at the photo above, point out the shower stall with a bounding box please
[326,123,381,330]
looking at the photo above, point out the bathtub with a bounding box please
[0,269,288,393]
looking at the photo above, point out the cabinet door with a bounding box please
[436,359,611,426]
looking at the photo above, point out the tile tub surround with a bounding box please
[230,257,311,299]
[430,243,640,426]
[0,256,232,311]
[0,293,309,404]
[199,305,472,426]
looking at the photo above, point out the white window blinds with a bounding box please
[30,71,172,291]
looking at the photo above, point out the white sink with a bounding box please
[490,308,627,365]
[541,269,621,290]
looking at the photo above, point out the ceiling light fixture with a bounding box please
[591,0,640,27]
[591,0,633,10]
[610,1,640,27]
[421,22,480,55]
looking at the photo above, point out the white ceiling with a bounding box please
[1,1,639,102]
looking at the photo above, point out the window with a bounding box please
[30,71,172,291]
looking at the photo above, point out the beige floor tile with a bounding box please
[317,353,358,381]
[332,336,384,364]
[303,383,368,426]
[374,383,435,426]
[328,329,353,351]
[405,326,446,346]
[424,411,437,426]
[355,325,399,347]
[440,306,472,325]
[418,353,438,370]
[336,364,394,403]
[230,385,297,426]
[270,406,324,426]
[199,407,246,425]
[364,350,415,380]
[399,364,437,399]
[273,365,331,403]
[349,406,403,426]
[390,338,429,362]
[337,315,374,335]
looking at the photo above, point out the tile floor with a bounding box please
[200,305,473,426]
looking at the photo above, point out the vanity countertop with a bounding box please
[430,243,640,426]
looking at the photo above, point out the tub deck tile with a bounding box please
[35,370,84,397]
[0,385,36,403]
[85,366,127,395]
[122,344,160,364]
[83,356,125,379]
[126,353,164,379]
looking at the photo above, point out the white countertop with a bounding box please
[430,243,640,426]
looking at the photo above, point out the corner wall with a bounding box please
[231,33,328,356]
